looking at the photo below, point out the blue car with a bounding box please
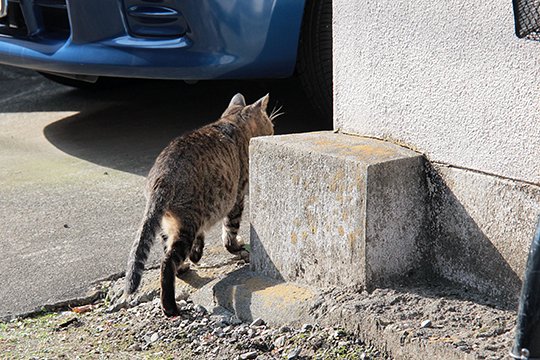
[0,0,331,117]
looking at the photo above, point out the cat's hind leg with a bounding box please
[222,199,249,260]
[175,262,190,277]
[160,226,195,317]
[189,232,205,264]
[162,217,190,277]
[174,232,204,279]
[159,231,168,253]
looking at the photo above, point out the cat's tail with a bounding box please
[124,188,168,295]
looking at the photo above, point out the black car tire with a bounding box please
[298,0,333,124]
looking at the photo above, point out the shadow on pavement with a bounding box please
[43,78,331,176]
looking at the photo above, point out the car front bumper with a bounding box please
[0,0,305,80]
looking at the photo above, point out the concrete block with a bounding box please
[249,131,427,289]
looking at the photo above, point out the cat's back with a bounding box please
[156,121,241,167]
[146,120,244,191]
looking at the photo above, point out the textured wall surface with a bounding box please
[333,0,540,185]
[426,164,540,305]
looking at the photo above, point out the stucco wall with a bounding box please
[334,0,540,185]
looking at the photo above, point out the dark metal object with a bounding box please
[512,217,540,359]
[512,0,540,40]
[0,0,7,18]
[123,0,188,38]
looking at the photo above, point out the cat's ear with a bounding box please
[222,93,246,117]
[229,93,246,107]
[253,94,269,113]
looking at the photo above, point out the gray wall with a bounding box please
[333,0,540,303]
[334,0,540,184]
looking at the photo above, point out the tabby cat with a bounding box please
[125,93,275,317]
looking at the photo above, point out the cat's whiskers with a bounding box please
[269,105,284,123]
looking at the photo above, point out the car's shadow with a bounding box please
[42,78,330,176]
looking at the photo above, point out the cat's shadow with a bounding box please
[176,269,214,290]
[43,79,331,176]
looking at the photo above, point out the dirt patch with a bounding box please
[310,279,516,359]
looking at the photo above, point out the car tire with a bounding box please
[298,0,333,124]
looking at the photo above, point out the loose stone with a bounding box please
[128,343,142,351]
[421,320,432,328]
[194,304,207,314]
[279,325,292,333]
[239,350,258,359]
[274,335,286,348]
[223,325,233,334]
[149,333,159,343]
[287,347,302,359]
[250,318,265,327]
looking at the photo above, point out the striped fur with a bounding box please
[125,187,169,295]
[124,93,274,317]
[222,200,244,253]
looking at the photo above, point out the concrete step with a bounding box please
[249,131,427,290]
[191,266,318,327]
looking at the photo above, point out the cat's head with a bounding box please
[222,93,275,137]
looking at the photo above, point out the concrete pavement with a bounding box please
[0,65,328,319]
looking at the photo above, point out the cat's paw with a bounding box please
[233,238,250,262]
[162,304,181,317]
[238,248,250,263]
[189,246,203,264]
[224,235,248,256]
[175,262,190,278]
[234,243,250,263]
[235,235,246,247]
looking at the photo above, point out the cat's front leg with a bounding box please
[222,200,249,261]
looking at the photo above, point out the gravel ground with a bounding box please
[0,259,518,360]
[0,295,389,359]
